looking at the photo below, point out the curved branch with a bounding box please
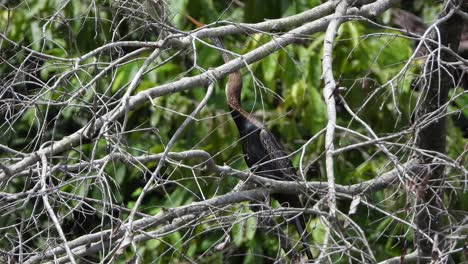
[24,188,270,264]
[23,155,420,264]
[0,0,401,183]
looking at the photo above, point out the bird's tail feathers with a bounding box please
[274,193,313,260]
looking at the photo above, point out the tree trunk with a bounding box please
[414,0,468,262]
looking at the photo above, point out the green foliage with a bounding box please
[1,0,466,263]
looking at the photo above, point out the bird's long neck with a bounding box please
[184,15,244,113]
[210,38,263,129]
[210,38,243,112]
[226,71,242,111]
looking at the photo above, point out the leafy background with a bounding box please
[0,0,466,263]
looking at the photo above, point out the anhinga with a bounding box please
[218,39,313,260]
[187,16,312,260]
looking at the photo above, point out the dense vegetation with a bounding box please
[0,0,466,263]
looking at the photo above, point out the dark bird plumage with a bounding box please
[185,15,312,259]
[215,39,313,260]
[230,93,313,260]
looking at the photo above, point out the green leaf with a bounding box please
[345,22,361,48]
[311,218,326,244]
[262,52,279,84]
[232,218,245,246]
[245,215,257,240]
[114,165,127,185]
[135,80,155,93]
[30,22,41,50]
[131,187,142,198]
[112,63,138,93]
[305,85,326,134]
[291,80,306,105]
[146,239,160,250]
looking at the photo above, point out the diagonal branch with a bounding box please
[0,0,401,183]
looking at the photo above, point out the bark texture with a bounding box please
[414,0,468,261]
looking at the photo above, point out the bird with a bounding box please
[220,43,313,261]
[186,15,313,260]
